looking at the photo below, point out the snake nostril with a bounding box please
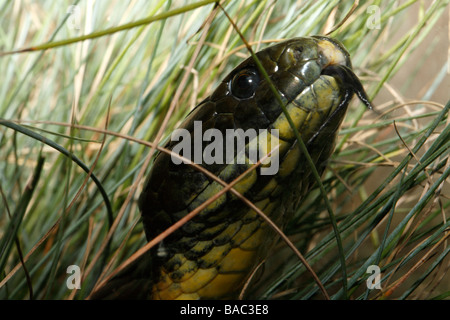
[293,46,303,60]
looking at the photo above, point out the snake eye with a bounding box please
[230,68,260,100]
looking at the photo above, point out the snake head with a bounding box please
[205,36,372,137]
[207,36,371,147]
[176,36,372,146]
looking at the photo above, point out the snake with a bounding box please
[90,35,372,300]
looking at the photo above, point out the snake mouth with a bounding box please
[304,37,374,146]
[321,64,373,110]
[315,36,373,110]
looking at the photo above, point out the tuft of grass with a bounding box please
[0,0,448,300]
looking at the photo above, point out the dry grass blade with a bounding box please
[325,0,359,35]
[380,231,450,299]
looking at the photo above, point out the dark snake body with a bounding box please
[91,36,372,300]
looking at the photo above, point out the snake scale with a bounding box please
[90,36,372,300]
